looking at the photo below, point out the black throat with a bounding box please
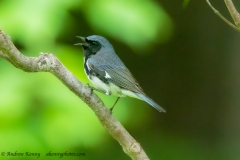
[83,41,102,60]
[83,43,102,75]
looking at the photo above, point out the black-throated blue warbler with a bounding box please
[75,35,166,112]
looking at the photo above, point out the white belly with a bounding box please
[89,76,140,99]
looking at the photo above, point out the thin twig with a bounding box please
[0,30,150,160]
[224,0,240,28]
[206,0,240,32]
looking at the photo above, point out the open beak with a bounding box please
[74,36,89,47]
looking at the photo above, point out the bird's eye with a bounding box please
[91,41,97,45]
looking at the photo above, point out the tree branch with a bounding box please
[206,0,240,32]
[0,29,150,160]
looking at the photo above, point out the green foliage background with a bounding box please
[0,0,240,159]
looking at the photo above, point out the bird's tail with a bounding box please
[135,93,166,112]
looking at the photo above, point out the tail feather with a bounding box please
[136,93,166,112]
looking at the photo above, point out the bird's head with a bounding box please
[75,35,113,58]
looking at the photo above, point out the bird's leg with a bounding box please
[86,83,109,95]
[110,97,120,112]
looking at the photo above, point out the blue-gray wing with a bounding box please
[88,62,144,94]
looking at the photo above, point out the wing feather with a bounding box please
[88,62,144,94]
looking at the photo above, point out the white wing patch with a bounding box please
[86,59,91,71]
[105,71,111,78]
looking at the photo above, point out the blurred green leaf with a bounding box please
[82,0,173,50]
[182,0,190,8]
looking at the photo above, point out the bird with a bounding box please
[75,35,166,112]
